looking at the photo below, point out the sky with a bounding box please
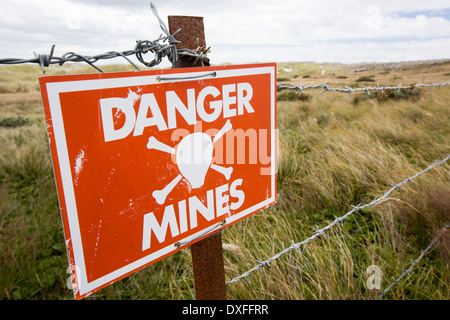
[1,0,450,68]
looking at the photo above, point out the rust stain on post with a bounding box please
[168,15,226,300]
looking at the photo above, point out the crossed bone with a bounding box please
[147,120,233,204]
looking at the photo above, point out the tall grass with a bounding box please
[224,86,449,300]
[0,64,448,300]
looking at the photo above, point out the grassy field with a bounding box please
[0,61,449,300]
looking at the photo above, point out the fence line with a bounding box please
[277,81,450,99]
[379,222,449,299]
[226,154,450,285]
[0,3,208,73]
[0,2,447,89]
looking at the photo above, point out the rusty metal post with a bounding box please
[168,15,227,300]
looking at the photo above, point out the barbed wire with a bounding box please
[226,154,450,285]
[378,222,449,299]
[277,81,450,99]
[0,3,209,74]
[1,1,448,300]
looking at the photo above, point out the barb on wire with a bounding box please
[226,154,450,285]
[277,81,450,99]
[174,219,226,248]
[379,222,450,299]
[0,3,209,73]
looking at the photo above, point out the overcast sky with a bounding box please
[1,0,450,68]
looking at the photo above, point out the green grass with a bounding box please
[0,63,449,300]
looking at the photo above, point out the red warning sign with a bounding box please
[39,63,277,299]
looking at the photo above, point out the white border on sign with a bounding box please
[44,65,276,297]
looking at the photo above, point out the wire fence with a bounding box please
[277,81,450,99]
[1,2,449,300]
[379,222,450,299]
[0,3,209,73]
[226,155,450,289]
